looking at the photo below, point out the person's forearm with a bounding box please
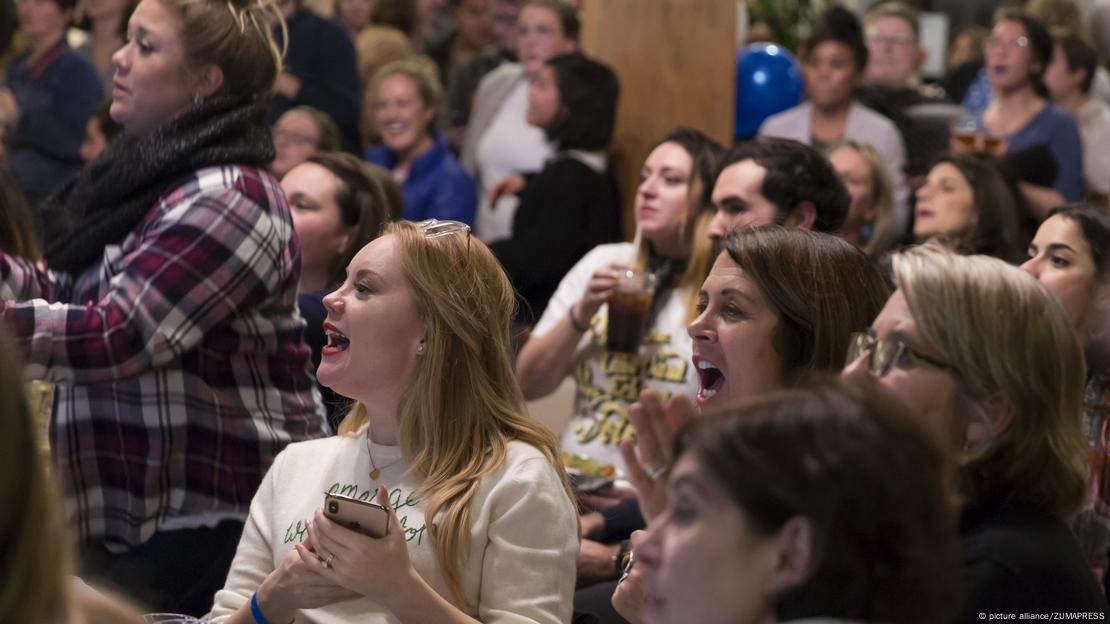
[516,309,584,400]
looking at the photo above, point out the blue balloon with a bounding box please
[734,43,804,140]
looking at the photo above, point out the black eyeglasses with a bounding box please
[846,332,957,378]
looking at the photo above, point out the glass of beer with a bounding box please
[606,270,656,354]
[950,113,980,149]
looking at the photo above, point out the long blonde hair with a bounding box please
[339,221,573,607]
[0,328,69,623]
[0,331,143,623]
[892,243,1089,520]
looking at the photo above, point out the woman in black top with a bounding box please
[488,51,621,325]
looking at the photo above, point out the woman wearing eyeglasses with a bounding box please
[973,10,1084,215]
[270,106,342,179]
[209,220,578,624]
[842,243,1108,616]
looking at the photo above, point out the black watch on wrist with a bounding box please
[612,539,632,579]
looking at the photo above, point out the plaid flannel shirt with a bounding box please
[0,165,328,552]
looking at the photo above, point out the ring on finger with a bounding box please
[323,553,334,568]
[645,463,668,481]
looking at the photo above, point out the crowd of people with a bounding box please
[1,0,1110,623]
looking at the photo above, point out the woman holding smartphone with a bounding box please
[209,219,578,624]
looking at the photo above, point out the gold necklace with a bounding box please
[366,435,402,481]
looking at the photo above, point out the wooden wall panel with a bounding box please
[579,0,736,238]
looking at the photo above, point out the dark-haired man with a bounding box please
[708,137,850,241]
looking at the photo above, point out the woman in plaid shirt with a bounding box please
[0,0,327,614]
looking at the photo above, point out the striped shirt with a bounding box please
[0,165,328,552]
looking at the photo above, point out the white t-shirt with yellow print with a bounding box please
[533,243,699,475]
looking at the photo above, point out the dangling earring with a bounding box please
[416,341,425,355]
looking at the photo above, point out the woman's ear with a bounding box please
[765,516,816,595]
[335,225,357,256]
[980,393,1016,437]
[196,65,225,98]
[964,392,1016,449]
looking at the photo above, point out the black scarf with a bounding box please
[646,250,687,323]
[41,95,275,273]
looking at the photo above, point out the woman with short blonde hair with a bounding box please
[891,244,1087,516]
[843,243,1106,616]
[364,56,477,224]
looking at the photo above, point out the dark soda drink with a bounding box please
[606,289,652,354]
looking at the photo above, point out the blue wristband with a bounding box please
[250,592,272,624]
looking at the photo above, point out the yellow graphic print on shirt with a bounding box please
[283,482,428,546]
[570,319,690,450]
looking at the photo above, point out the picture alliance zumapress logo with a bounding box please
[978,613,1107,621]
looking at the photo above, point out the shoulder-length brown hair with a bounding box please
[679,384,958,623]
[925,154,1028,263]
[723,225,891,383]
[892,243,1088,520]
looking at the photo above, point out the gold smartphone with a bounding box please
[323,493,389,538]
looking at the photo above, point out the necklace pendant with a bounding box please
[370,468,381,480]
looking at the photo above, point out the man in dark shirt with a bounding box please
[855,1,951,184]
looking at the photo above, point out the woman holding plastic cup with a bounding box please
[518,127,723,475]
[516,127,723,584]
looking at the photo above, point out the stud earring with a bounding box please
[416,342,425,355]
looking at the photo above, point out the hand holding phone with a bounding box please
[323,493,389,538]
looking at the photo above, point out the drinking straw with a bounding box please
[630,224,642,266]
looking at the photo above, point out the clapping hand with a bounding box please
[619,390,695,521]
